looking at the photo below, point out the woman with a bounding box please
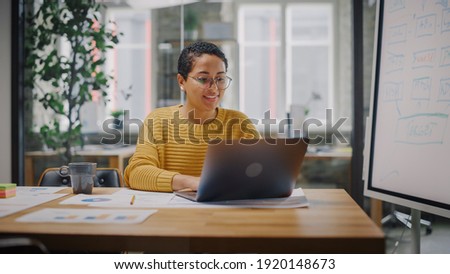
[124,41,259,192]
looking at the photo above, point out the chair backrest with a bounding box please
[38,167,124,187]
[0,237,48,254]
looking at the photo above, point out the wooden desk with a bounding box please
[0,188,384,253]
[25,145,136,186]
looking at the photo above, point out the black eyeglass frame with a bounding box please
[188,75,232,90]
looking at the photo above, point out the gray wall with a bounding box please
[0,0,11,182]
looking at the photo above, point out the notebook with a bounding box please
[175,138,309,202]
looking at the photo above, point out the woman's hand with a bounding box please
[172,174,200,191]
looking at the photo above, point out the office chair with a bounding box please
[0,237,49,254]
[38,167,124,187]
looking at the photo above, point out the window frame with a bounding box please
[237,0,338,126]
[286,2,335,122]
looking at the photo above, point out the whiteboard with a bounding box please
[364,0,450,218]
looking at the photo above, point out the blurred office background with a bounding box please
[3,0,371,204]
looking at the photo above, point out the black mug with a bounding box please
[60,162,97,194]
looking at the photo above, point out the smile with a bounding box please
[204,95,218,99]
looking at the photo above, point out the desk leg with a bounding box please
[370,198,383,227]
[25,156,34,186]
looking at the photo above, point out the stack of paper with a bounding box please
[0,184,16,198]
[0,187,69,218]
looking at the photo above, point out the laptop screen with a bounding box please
[194,138,309,202]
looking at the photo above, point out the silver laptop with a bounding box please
[175,138,309,202]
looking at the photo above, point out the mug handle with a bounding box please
[58,166,71,186]
[94,175,100,187]
[59,166,70,176]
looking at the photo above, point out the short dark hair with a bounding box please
[177,41,228,80]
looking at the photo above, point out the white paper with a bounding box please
[60,188,309,209]
[16,208,157,224]
[16,186,69,195]
[0,191,68,218]
[0,194,67,206]
[190,188,309,209]
[0,206,29,218]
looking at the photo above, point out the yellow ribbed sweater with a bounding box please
[124,105,259,192]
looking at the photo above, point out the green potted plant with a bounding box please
[184,6,199,40]
[110,109,124,130]
[24,0,121,163]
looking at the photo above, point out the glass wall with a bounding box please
[287,4,333,122]
[239,5,282,120]
[105,9,152,124]
[239,3,334,122]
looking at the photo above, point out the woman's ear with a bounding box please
[177,74,186,91]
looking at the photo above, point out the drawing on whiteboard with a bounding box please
[443,8,450,32]
[383,82,404,101]
[412,77,432,100]
[412,48,437,68]
[439,45,450,66]
[380,3,450,139]
[416,13,437,37]
[386,51,405,73]
[439,78,450,101]
[436,0,449,9]
[395,113,448,144]
[388,24,408,44]
[387,0,406,13]
[380,170,400,182]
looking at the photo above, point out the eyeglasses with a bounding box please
[188,76,232,90]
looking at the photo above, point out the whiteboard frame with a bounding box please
[363,0,450,219]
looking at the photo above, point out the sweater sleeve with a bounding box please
[124,112,179,192]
